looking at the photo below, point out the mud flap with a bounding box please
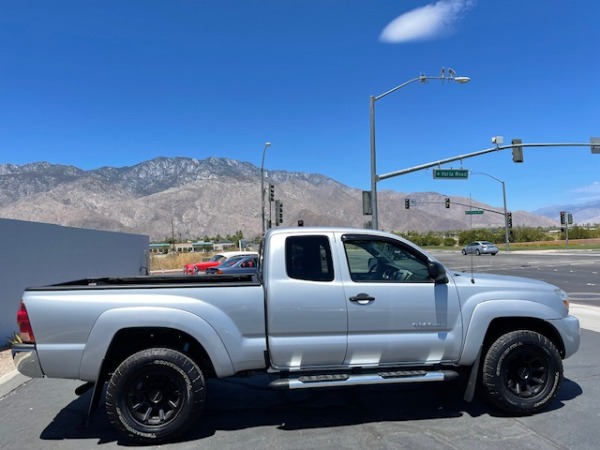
[85,360,107,426]
[464,346,482,402]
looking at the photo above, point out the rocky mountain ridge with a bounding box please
[534,200,600,225]
[0,157,559,240]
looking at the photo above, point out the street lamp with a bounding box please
[260,141,272,235]
[471,172,510,252]
[370,69,471,229]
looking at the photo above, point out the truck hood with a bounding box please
[450,270,557,290]
[448,270,569,317]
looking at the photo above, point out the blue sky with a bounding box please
[1,0,599,213]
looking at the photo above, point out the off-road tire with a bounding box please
[482,330,562,415]
[105,347,205,444]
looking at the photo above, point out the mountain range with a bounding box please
[0,157,582,241]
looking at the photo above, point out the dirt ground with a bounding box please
[0,349,15,378]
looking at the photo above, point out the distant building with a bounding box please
[150,240,240,253]
[192,241,213,252]
[212,240,235,251]
[174,242,194,253]
[149,243,171,254]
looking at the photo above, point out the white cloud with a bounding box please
[571,182,600,202]
[380,0,476,43]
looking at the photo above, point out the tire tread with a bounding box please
[105,347,205,444]
[482,330,562,415]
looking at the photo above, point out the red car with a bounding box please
[183,251,258,275]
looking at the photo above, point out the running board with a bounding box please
[269,369,459,390]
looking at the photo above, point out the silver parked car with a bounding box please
[461,241,499,256]
[205,255,258,275]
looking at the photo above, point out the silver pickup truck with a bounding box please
[13,227,580,444]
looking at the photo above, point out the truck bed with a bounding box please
[25,274,260,290]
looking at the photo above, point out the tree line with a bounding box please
[395,225,600,247]
[153,225,600,248]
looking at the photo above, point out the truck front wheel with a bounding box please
[105,347,205,444]
[482,330,562,415]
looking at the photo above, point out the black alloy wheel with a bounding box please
[106,347,205,444]
[482,330,562,415]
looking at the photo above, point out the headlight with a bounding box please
[555,288,570,312]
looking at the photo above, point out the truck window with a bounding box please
[285,235,334,282]
[343,239,430,282]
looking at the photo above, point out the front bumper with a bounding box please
[11,343,44,378]
[551,314,581,359]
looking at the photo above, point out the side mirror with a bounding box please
[428,261,448,284]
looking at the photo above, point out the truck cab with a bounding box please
[263,229,459,371]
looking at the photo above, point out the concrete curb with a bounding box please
[0,369,30,398]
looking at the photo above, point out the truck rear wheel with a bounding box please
[105,347,205,444]
[482,330,562,415]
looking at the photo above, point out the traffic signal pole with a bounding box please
[377,142,597,182]
[369,140,597,234]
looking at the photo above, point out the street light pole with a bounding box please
[471,172,510,252]
[370,70,470,229]
[260,141,272,235]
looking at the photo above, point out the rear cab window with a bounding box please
[285,235,334,282]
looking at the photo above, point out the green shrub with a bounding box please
[443,237,456,247]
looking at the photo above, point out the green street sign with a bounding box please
[465,210,484,215]
[433,169,469,179]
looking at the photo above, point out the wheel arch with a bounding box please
[102,327,217,379]
[461,316,566,404]
[79,307,235,381]
[460,300,568,366]
[481,317,566,358]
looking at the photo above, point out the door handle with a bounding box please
[349,293,375,304]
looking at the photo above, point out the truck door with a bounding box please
[339,234,463,366]
[266,233,349,370]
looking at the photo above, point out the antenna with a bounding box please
[469,194,475,284]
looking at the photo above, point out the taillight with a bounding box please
[16,302,35,344]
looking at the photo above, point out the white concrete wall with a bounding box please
[0,219,149,343]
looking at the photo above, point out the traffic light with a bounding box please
[362,191,372,215]
[560,211,565,225]
[512,138,524,163]
[269,184,275,202]
[568,213,573,225]
[507,212,513,228]
[404,198,410,209]
[274,200,283,224]
[445,198,450,208]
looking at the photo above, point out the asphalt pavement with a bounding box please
[1,328,599,449]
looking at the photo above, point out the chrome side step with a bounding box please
[269,369,459,390]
